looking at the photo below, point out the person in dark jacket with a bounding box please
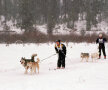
[96,34,107,59]
[55,40,66,69]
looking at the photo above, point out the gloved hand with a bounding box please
[56,51,59,53]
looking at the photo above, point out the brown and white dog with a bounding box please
[80,53,89,62]
[20,55,40,74]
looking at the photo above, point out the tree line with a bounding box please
[0,0,108,34]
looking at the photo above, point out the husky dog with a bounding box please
[91,52,99,62]
[20,54,40,74]
[80,53,89,62]
[27,58,40,74]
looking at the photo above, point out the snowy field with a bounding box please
[0,43,108,90]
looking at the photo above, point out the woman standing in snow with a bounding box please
[55,40,66,69]
[96,34,107,59]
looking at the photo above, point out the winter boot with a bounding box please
[61,67,65,69]
[104,56,106,59]
[98,56,101,59]
[57,67,60,69]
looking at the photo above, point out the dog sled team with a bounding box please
[20,33,107,74]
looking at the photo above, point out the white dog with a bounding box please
[91,52,99,62]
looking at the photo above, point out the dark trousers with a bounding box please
[99,46,106,57]
[57,54,65,68]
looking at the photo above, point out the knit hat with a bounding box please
[56,40,61,43]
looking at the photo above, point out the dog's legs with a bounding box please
[86,58,88,62]
[86,58,87,62]
[95,58,98,62]
[37,67,39,74]
[81,58,83,62]
[92,58,94,62]
[37,65,39,74]
[25,68,28,74]
[34,67,36,74]
[95,59,97,62]
[25,70,27,74]
[30,67,33,75]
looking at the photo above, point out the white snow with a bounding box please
[36,25,47,34]
[0,43,108,90]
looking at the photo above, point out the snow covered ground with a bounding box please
[0,43,108,90]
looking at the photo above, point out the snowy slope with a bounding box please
[0,43,108,90]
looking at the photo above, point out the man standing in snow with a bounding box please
[55,40,66,69]
[96,34,107,59]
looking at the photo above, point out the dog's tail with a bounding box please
[31,54,37,60]
[31,54,37,58]
[36,58,40,63]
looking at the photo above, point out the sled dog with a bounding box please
[80,53,89,62]
[20,54,40,74]
[91,52,99,62]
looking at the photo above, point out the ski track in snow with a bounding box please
[0,43,108,90]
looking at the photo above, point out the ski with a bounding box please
[49,68,57,71]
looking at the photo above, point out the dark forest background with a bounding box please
[0,0,108,43]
